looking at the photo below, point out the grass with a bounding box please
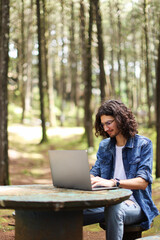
[0,209,15,231]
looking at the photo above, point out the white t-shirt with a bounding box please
[113,145,137,204]
[113,145,126,180]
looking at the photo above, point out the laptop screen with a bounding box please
[49,150,92,190]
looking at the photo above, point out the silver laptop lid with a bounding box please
[48,150,92,191]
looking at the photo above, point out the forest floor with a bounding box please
[0,124,160,239]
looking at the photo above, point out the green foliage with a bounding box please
[8,103,23,123]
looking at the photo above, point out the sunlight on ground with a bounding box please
[8,124,42,142]
[8,149,42,160]
[8,124,84,142]
[47,127,84,138]
[8,124,87,165]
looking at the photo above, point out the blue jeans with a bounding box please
[83,201,145,240]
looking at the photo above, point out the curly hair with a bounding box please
[95,99,138,139]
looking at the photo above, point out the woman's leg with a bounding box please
[83,207,105,226]
[105,201,145,240]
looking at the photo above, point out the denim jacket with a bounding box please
[90,134,159,229]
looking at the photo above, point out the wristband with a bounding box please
[115,178,120,187]
[110,179,117,187]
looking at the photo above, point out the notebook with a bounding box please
[48,150,117,191]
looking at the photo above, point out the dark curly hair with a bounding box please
[95,99,138,139]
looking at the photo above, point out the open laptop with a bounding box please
[48,150,117,191]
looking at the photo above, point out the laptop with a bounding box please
[48,150,117,191]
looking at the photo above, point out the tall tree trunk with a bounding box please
[132,25,138,114]
[41,0,50,116]
[80,0,94,148]
[41,0,55,126]
[124,41,130,106]
[0,0,9,185]
[84,0,94,148]
[69,1,80,126]
[108,0,115,97]
[93,0,106,102]
[60,0,66,126]
[150,6,158,122]
[140,34,145,107]
[42,0,49,91]
[25,0,33,113]
[156,33,160,178]
[116,0,122,96]
[69,1,78,105]
[36,0,47,143]
[79,0,86,86]
[48,48,56,126]
[20,0,25,123]
[143,0,151,126]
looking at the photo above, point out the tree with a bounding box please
[25,0,33,114]
[156,31,160,178]
[80,0,94,148]
[0,0,9,185]
[108,0,116,97]
[36,0,47,143]
[69,1,77,104]
[93,0,106,102]
[116,0,122,96]
[59,0,66,126]
[143,0,151,126]
[20,0,25,123]
[84,0,94,148]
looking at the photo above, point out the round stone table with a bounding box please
[0,184,131,240]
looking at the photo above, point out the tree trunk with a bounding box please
[41,0,56,127]
[79,0,86,86]
[48,48,56,126]
[69,1,80,126]
[69,1,78,105]
[80,0,94,148]
[20,0,26,123]
[140,34,145,108]
[143,0,151,126]
[25,0,33,113]
[41,0,50,120]
[124,41,130,106]
[0,0,9,185]
[116,0,122,96]
[84,0,94,148]
[108,0,116,97]
[60,0,66,126]
[36,0,47,143]
[132,24,138,114]
[93,0,106,102]
[156,33,160,178]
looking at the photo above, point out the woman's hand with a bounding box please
[91,176,115,188]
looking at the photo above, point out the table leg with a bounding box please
[15,209,83,240]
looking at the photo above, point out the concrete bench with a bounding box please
[99,222,154,240]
